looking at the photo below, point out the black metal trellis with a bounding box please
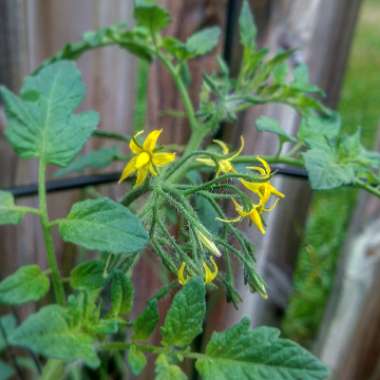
[2,166,308,199]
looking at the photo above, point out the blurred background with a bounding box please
[0,0,379,379]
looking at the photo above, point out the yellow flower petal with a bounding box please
[129,132,144,154]
[177,262,187,286]
[256,156,271,175]
[135,165,149,187]
[135,152,150,169]
[143,129,162,152]
[248,166,267,176]
[152,152,176,167]
[268,183,285,199]
[118,157,137,183]
[213,139,230,155]
[203,257,218,284]
[230,136,245,160]
[248,208,266,235]
[196,157,216,167]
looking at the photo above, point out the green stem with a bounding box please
[234,154,304,167]
[93,129,130,143]
[101,341,205,360]
[156,51,198,131]
[356,181,380,198]
[38,160,65,305]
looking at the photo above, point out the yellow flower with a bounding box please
[196,229,221,257]
[197,136,245,176]
[242,156,284,207]
[232,199,266,235]
[177,257,218,286]
[119,129,176,187]
[240,180,285,207]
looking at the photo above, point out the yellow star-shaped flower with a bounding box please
[197,136,244,176]
[119,129,176,187]
[242,156,285,206]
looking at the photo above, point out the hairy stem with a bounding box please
[38,160,65,305]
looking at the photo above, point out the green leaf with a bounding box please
[239,0,257,48]
[256,116,296,143]
[161,278,205,347]
[9,305,100,368]
[0,265,49,305]
[292,64,324,95]
[303,146,355,190]
[196,318,328,380]
[155,354,187,380]
[133,299,159,340]
[59,197,148,255]
[0,191,26,225]
[0,361,13,380]
[109,271,134,317]
[134,3,171,33]
[54,147,119,177]
[70,260,105,291]
[298,113,341,148]
[1,61,99,167]
[128,344,147,376]
[186,27,221,57]
[0,315,17,352]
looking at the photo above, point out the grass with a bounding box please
[282,0,380,346]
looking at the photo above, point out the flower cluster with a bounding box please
[200,140,285,235]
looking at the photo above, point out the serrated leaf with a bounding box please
[161,278,205,347]
[54,146,119,177]
[0,191,26,225]
[298,113,341,148]
[133,299,159,340]
[256,116,296,143]
[59,197,148,255]
[70,260,105,291]
[1,61,99,167]
[128,344,147,376]
[303,146,354,190]
[0,315,17,352]
[239,0,257,48]
[109,271,134,317]
[9,305,100,368]
[186,27,221,57]
[134,3,171,33]
[155,354,187,380]
[196,318,328,380]
[0,361,13,380]
[0,265,49,305]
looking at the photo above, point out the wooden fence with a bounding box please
[1,0,376,379]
